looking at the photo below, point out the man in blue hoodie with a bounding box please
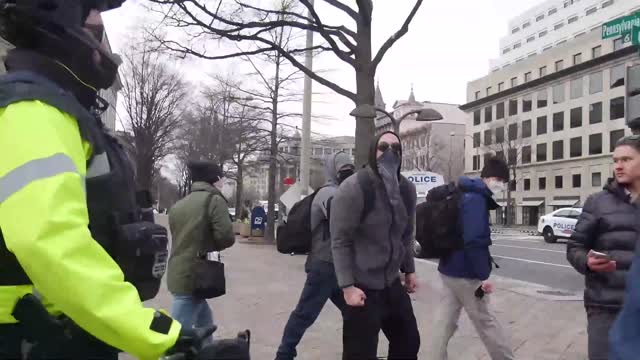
[428,156,515,360]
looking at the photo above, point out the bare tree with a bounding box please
[119,38,188,191]
[483,118,525,226]
[148,0,424,167]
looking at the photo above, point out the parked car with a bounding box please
[537,207,583,243]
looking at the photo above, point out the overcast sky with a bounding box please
[103,0,544,137]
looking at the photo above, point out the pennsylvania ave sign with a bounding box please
[602,13,640,39]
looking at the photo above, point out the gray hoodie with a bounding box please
[330,133,416,290]
[307,151,354,266]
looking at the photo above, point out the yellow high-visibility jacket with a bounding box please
[0,99,181,359]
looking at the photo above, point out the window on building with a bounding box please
[473,155,481,171]
[611,64,625,88]
[589,133,603,155]
[586,7,597,16]
[590,102,603,124]
[555,22,564,30]
[509,99,518,115]
[523,21,531,29]
[592,172,602,187]
[537,143,548,162]
[570,137,582,157]
[614,37,625,51]
[571,107,582,128]
[553,112,565,131]
[475,91,481,100]
[509,179,516,192]
[513,42,521,49]
[473,132,480,148]
[502,48,511,55]
[485,105,493,122]
[512,27,520,34]
[568,16,579,24]
[553,84,565,104]
[537,14,545,22]
[543,45,553,52]
[523,145,532,164]
[540,30,548,38]
[537,89,548,108]
[508,123,518,141]
[571,78,583,99]
[486,87,493,96]
[549,8,557,16]
[555,175,563,189]
[527,36,535,43]
[589,71,603,94]
[539,177,547,190]
[573,53,582,65]
[537,116,548,135]
[540,66,548,77]
[523,119,532,138]
[602,0,614,8]
[592,45,602,59]
[555,59,564,72]
[498,82,504,92]
[484,129,492,146]
[496,127,505,143]
[508,148,517,165]
[610,129,625,152]
[496,102,505,119]
[523,94,533,112]
[511,77,518,87]
[524,179,531,191]
[474,110,481,125]
[573,174,581,188]
[553,140,564,160]
[611,97,625,120]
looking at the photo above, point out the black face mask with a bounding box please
[337,168,355,184]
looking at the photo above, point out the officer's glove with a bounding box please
[195,330,251,360]
[165,325,217,360]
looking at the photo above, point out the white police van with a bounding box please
[537,207,582,243]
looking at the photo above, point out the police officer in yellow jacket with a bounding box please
[0,0,211,359]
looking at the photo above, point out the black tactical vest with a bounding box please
[0,71,168,302]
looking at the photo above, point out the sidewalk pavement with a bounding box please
[128,236,588,360]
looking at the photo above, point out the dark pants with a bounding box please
[0,323,118,360]
[342,279,420,360]
[587,306,620,360]
[276,261,347,360]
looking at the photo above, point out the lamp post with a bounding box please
[349,104,443,134]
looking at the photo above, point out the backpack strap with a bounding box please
[357,169,376,223]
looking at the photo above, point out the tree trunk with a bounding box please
[353,18,375,168]
[235,163,244,217]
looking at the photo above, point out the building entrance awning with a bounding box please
[549,199,579,207]
[518,200,544,207]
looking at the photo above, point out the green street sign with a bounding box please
[603,13,640,39]
[634,28,640,46]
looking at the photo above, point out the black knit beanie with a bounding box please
[188,160,223,184]
[480,156,510,182]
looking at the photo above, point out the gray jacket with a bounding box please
[330,167,416,290]
[307,151,354,266]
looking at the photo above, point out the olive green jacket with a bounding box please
[167,182,235,295]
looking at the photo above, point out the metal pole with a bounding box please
[300,0,314,196]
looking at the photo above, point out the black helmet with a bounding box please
[0,0,125,89]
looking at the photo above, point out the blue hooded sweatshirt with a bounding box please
[438,176,498,281]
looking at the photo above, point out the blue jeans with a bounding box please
[276,261,347,360]
[171,295,215,345]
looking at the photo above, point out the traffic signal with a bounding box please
[626,63,640,133]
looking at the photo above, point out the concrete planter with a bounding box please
[239,223,251,237]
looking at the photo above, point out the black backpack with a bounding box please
[415,183,464,259]
[276,187,328,254]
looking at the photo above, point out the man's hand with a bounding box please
[587,256,617,273]
[404,273,418,293]
[481,281,494,294]
[343,286,366,307]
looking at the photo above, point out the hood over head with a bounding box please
[368,130,403,179]
[325,151,354,185]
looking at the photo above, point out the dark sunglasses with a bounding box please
[377,141,401,153]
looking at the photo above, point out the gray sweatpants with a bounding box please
[428,274,515,360]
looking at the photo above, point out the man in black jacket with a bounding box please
[567,136,640,360]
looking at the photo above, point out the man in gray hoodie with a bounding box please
[275,151,355,360]
[331,131,420,360]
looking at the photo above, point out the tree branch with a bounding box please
[322,0,358,21]
[371,0,423,70]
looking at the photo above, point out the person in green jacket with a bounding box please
[168,160,236,341]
